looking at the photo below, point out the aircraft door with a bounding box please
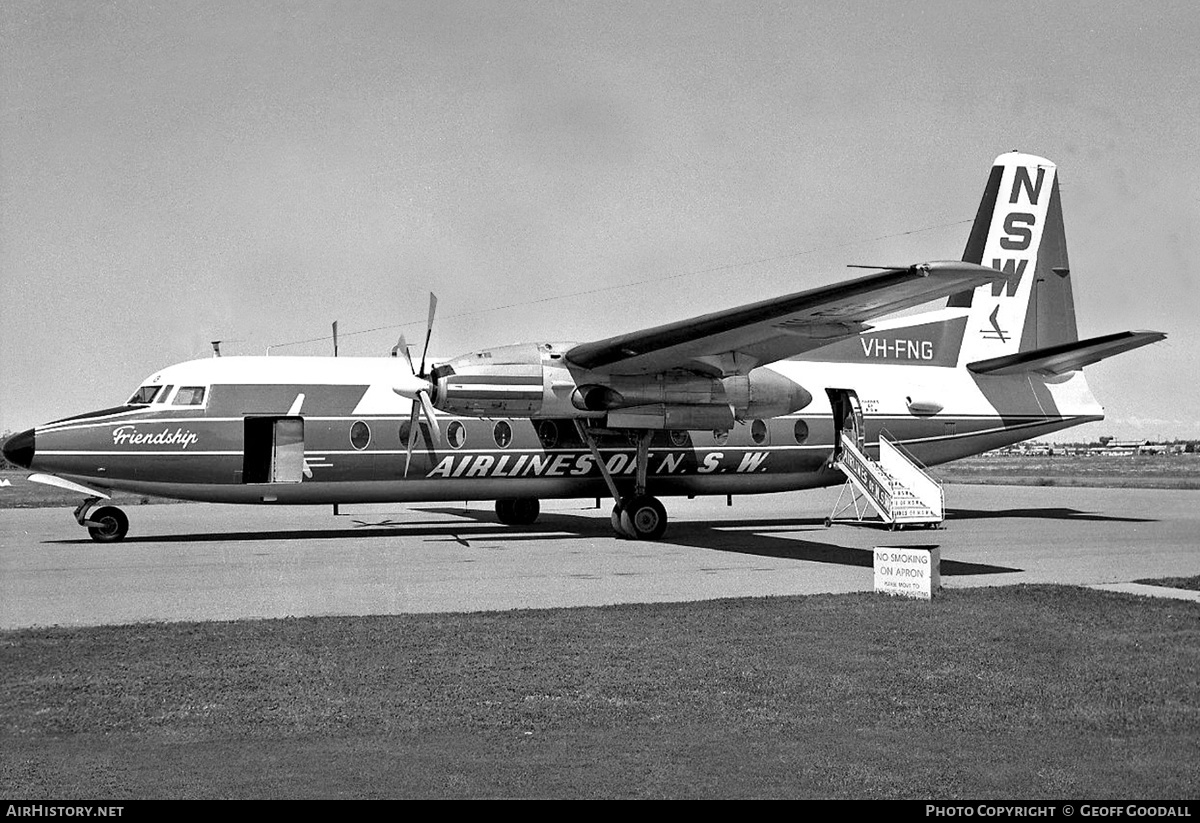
[271,418,305,483]
[243,416,306,484]
[826,389,864,461]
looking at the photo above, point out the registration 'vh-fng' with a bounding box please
[3,153,1165,542]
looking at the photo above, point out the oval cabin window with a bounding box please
[447,421,466,449]
[350,421,371,450]
[537,420,559,449]
[751,419,768,445]
[493,420,513,448]
[793,419,809,445]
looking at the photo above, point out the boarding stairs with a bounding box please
[827,431,944,530]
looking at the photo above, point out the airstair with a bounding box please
[827,431,944,530]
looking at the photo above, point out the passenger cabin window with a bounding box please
[793,420,809,444]
[537,420,559,449]
[127,386,161,405]
[173,386,207,406]
[751,419,768,445]
[493,420,512,448]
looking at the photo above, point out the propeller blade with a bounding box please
[418,389,441,445]
[419,292,437,377]
[392,332,415,370]
[403,401,421,478]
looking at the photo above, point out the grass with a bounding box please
[932,454,1200,489]
[2,585,1197,799]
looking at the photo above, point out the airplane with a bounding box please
[2,152,1165,542]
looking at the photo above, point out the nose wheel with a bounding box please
[87,506,129,542]
[74,498,130,543]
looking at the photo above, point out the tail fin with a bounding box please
[952,152,1079,367]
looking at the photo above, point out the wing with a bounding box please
[565,261,1004,376]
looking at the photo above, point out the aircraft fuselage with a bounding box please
[17,354,1102,506]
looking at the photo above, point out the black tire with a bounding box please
[495,499,514,524]
[611,504,628,538]
[87,506,129,543]
[622,495,668,541]
[495,497,540,526]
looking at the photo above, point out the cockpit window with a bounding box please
[173,386,207,406]
[155,385,174,403]
[127,386,162,405]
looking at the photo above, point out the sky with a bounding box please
[2,0,1198,440]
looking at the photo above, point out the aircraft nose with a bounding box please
[2,428,35,469]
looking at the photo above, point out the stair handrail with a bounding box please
[878,428,940,487]
[878,428,943,518]
[836,432,894,517]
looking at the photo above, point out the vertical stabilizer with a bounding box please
[953,153,1079,367]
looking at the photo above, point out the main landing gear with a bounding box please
[576,422,669,540]
[74,498,129,543]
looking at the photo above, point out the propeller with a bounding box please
[393,293,442,477]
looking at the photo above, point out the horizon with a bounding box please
[2,2,1197,439]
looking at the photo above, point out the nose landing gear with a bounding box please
[74,498,130,543]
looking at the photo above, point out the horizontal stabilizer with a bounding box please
[967,330,1166,376]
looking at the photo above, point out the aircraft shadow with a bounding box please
[47,507,1018,577]
[416,507,1020,577]
[946,507,1155,524]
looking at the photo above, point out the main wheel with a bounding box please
[87,506,129,543]
[495,497,540,526]
[611,504,631,538]
[621,495,668,541]
[495,499,514,523]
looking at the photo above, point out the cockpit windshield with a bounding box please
[127,385,162,405]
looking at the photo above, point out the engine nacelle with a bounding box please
[722,369,813,419]
[431,343,812,426]
[431,342,588,417]
[571,373,727,412]
[431,343,547,416]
